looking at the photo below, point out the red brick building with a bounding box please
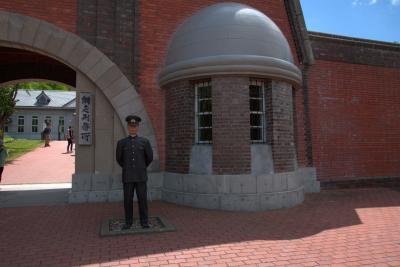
[0,0,399,210]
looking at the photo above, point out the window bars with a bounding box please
[249,79,267,143]
[18,115,24,133]
[195,80,212,144]
[32,116,38,133]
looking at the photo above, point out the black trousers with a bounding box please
[123,182,148,225]
[67,138,73,151]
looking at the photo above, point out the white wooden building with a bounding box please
[5,90,76,140]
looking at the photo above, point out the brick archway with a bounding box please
[0,10,159,166]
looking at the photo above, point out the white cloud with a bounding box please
[391,0,400,5]
[352,0,400,5]
[352,0,378,5]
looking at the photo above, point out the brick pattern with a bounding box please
[94,1,116,61]
[300,65,313,167]
[212,76,250,174]
[77,0,135,84]
[309,60,400,181]
[310,32,400,69]
[76,0,96,46]
[138,0,300,171]
[293,82,309,168]
[308,34,400,177]
[1,188,400,266]
[292,86,300,164]
[271,81,296,172]
[165,80,195,173]
[0,0,77,33]
[264,82,273,146]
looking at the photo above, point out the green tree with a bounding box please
[0,84,18,141]
[19,82,70,91]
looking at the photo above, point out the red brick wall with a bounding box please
[308,60,400,181]
[212,77,251,174]
[0,0,77,33]
[165,80,195,173]
[294,82,308,167]
[271,81,296,172]
[138,0,299,171]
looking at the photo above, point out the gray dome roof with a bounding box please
[159,3,302,86]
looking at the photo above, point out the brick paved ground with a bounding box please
[1,141,74,184]
[0,187,399,266]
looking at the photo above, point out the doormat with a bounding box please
[100,216,176,237]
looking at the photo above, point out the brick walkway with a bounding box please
[1,140,74,184]
[0,187,399,266]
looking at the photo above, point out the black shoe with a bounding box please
[122,224,132,230]
[141,223,150,229]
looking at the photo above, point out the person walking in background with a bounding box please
[66,126,74,153]
[43,123,52,147]
[0,140,7,183]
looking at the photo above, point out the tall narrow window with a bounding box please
[249,79,266,143]
[195,80,212,144]
[18,116,24,133]
[32,116,38,133]
[59,116,65,134]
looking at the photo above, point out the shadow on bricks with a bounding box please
[0,187,399,266]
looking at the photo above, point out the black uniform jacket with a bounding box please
[116,135,153,183]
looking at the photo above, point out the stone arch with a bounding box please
[0,10,159,167]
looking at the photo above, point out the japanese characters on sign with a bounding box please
[78,92,92,145]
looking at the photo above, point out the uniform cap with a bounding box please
[125,115,142,126]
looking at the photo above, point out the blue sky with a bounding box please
[299,0,400,43]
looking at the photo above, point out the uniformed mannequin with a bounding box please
[116,115,153,229]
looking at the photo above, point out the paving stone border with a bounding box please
[100,216,176,237]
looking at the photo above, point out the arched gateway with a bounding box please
[0,11,162,202]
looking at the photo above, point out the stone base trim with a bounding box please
[162,169,313,211]
[299,167,320,193]
[162,187,304,211]
[69,172,163,203]
[69,189,161,203]
[69,168,319,211]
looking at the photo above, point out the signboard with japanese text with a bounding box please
[78,92,93,145]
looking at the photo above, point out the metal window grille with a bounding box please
[249,79,266,143]
[195,80,212,144]
[18,116,24,133]
[32,116,38,133]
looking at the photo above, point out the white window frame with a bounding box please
[18,115,25,133]
[59,116,65,134]
[32,116,38,133]
[250,79,266,144]
[195,80,212,144]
